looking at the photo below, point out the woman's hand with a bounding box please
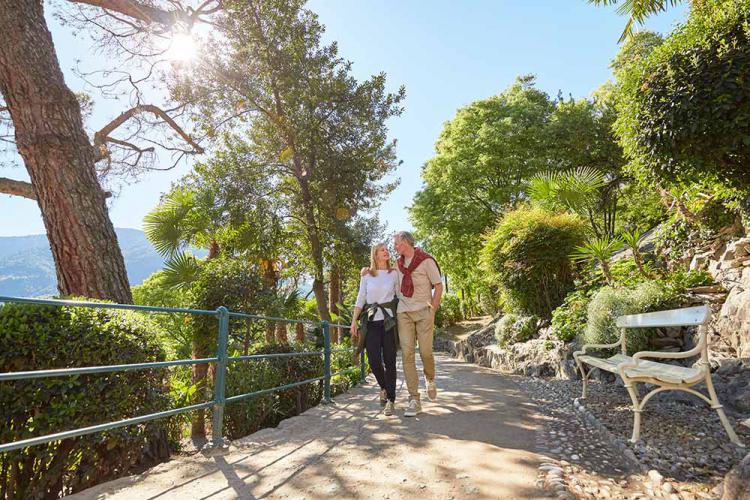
[360,267,369,277]
[350,322,358,340]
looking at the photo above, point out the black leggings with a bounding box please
[365,320,397,402]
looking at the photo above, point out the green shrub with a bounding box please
[494,313,539,347]
[551,290,592,343]
[615,0,750,191]
[223,343,323,440]
[0,302,173,498]
[481,207,586,318]
[583,282,673,354]
[436,294,463,327]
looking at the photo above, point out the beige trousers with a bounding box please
[397,307,435,401]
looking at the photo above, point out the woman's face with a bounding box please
[377,246,390,261]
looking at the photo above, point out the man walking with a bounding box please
[392,231,443,417]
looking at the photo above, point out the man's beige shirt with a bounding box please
[396,256,441,313]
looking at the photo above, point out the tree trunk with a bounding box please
[274,322,288,343]
[329,265,341,343]
[295,323,305,343]
[296,171,331,322]
[0,0,131,303]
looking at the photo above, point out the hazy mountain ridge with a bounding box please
[0,228,171,297]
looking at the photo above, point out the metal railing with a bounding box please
[0,296,367,453]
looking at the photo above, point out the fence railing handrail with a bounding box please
[0,295,366,454]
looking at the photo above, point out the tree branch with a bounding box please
[0,177,36,200]
[69,0,184,26]
[94,104,204,159]
[69,0,222,27]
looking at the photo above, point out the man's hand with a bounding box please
[350,322,358,341]
[360,267,369,277]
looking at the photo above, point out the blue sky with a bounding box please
[0,1,687,237]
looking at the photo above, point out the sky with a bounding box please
[0,1,688,238]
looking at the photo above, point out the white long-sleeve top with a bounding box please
[354,270,399,321]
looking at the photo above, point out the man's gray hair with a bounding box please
[394,231,415,247]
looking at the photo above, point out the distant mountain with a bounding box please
[0,228,184,297]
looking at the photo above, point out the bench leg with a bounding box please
[623,380,643,443]
[574,357,590,399]
[705,374,745,447]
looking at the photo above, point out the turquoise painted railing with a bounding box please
[0,296,366,453]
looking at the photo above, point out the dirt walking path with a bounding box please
[72,353,547,499]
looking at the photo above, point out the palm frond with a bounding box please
[162,252,202,290]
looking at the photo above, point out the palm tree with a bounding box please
[571,236,624,285]
[529,166,617,238]
[589,0,688,42]
[621,229,649,277]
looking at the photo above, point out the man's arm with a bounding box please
[431,282,443,311]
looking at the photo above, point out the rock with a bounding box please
[647,469,663,487]
[722,452,750,500]
[714,267,750,358]
[662,482,675,493]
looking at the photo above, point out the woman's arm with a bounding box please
[351,276,367,336]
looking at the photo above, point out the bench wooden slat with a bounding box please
[615,305,710,328]
[576,354,704,385]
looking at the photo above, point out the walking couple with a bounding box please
[350,231,443,417]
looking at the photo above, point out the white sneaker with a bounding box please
[379,389,387,406]
[427,380,437,400]
[404,399,421,417]
[384,400,395,416]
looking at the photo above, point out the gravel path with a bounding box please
[71,353,547,499]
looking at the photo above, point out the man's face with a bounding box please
[393,236,407,256]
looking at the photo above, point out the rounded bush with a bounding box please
[494,313,539,347]
[481,207,586,318]
[0,302,172,498]
[583,282,669,355]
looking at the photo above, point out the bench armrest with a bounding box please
[574,338,622,359]
[617,329,708,378]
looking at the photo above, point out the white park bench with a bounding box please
[573,304,744,446]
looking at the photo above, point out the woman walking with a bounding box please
[350,243,399,415]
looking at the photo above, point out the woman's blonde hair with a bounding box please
[369,243,393,276]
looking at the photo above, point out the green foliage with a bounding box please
[551,290,592,343]
[0,302,173,497]
[530,167,606,214]
[589,1,686,42]
[411,75,624,294]
[494,313,539,346]
[571,236,624,284]
[435,294,463,328]
[132,271,194,359]
[481,207,587,318]
[584,281,679,354]
[223,343,323,440]
[615,0,750,192]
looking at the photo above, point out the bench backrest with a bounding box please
[615,305,711,328]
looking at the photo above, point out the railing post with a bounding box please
[322,321,331,403]
[359,349,366,384]
[211,306,229,446]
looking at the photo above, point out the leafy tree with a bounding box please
[615,0,750,194]
[173,0,403,321]
[411,76,625,298]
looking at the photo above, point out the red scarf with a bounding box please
[397,248,441,298]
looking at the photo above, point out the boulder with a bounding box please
[722,451,750,500]
[714,267,750,358]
